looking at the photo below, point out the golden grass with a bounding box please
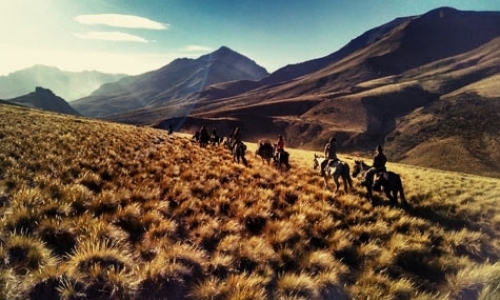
[1,104,500,299]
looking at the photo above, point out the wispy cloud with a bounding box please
[74,14,168,30]
[185,45,213,52]
[73,31,148,43]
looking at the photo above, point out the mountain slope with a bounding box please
[97,7,500,177]
[72,46,269,117]
[198,16,413,102]
[5,87,81,116]
[0,65,126,101]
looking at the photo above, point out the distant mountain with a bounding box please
[0,65,127,101]
[104,7,500,178]
[72,46,269,117]
[5,87,81,116]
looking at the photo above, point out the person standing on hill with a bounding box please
[361,145,387,187]
[320,137,338,176]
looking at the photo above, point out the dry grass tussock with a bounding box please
[1,104,500,299]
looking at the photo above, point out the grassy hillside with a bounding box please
[1,104,500,299]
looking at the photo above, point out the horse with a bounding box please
[209,134,222,146]
[223,137,235,151]
[192,131,200,142]
[233,141,248,166]
[274,151,290,172]
[256,140,275,165]
[199,129,210,148]
[352,160,408,206]
[313,154,352,194]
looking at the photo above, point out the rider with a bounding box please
[211,127,218,142]
[231,127,241,142]
[320,137,338,176]
[199,125,209,146]
[275,134,285,160]
[361,144,387,188]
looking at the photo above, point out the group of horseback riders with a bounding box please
[194,125,285,158]
[193,125,387,185]
[320,136,387,190]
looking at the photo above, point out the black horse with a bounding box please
[199,128,210,148]
[352,160,408,206]
[274,151,290,172]
[233,141,248,166]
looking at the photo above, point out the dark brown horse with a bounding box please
[233,141,247,166]
[352,160,408,206]
[256,140,274,164]
[274,151,290,172]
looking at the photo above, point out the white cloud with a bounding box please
[185,45,213,52]
[74,14,168,30]
[73,31,148,43]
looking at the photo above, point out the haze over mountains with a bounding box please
[0,65,126,101]
[3,7,500,177]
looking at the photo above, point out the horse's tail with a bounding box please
[398,175,407,204]
[343,162,353,188]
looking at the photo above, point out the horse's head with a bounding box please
[352,160,363,177]
[313,154,323,169]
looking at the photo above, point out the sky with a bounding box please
[1,0,499,76]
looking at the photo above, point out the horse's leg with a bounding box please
[399,187,409,206]
[341,170,349,193]
[333,174,340,195]
[385,188,397,205]
[322,175,329,190]
[342,176,348,193]
[366,186,374,202]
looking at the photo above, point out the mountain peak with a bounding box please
[214,46,233,53]
[210,46,246,60]
[35,86,56,96]
[7,87,80,116]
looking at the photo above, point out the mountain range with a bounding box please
[0,65,126,101]
[71,46,269,117]
[4,7,500,178]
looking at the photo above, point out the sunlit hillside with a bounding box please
[1,104,499,300]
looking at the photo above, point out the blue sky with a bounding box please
[1,0,499,76]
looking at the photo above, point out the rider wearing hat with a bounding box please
[320,137,338,176]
